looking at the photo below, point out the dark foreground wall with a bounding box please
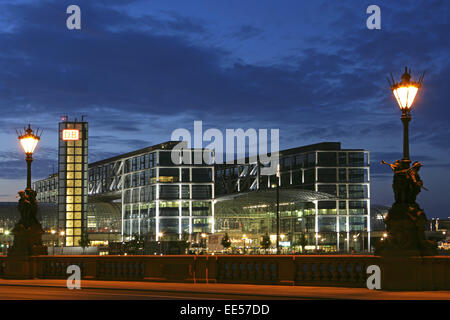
[0,255,448,291]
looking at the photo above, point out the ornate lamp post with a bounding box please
[18,124,41,190]
[390,67,422,164]
[376,67,436,256]
[5,125,46,279]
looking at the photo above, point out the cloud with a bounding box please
[231,25,264,40]
[0,0,449,216]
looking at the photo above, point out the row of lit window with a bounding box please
[66,172,82,179]
[66,212,82,219]
[66,196,83,204]
[65,188,83,195]
[65,140,84,147]
[66,164,84,171]
[65,156,83,163]
[66,220,82,227]
[65,237,81,246]
[66,180,82,187]
[65,147,84,155]
[66,204,82,211]
[65,228,82,236]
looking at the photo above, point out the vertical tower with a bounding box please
[58,117,88,246]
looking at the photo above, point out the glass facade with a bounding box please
[214,143,370,253]
[88,143,215,241]
[33,141,369,252]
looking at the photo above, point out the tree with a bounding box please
[260,234,271,253]
[127,233,145,254]
[221,233,231,251]
[78,230,90,255]
[294,234,308,253]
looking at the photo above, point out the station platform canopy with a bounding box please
[214,189,336,212]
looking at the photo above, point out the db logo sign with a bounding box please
[62,129,80,141]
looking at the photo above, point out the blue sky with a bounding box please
[0,0,449,218]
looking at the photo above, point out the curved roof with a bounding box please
[87,202,121,218]
[215,188,335,208]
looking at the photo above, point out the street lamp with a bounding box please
[242,234,247,254]
[201,233,207,253]
[59,231,65,247]
[376,67,437,257]
[389,67,424,163]
[17,124,41,190]
[158,232,164,254]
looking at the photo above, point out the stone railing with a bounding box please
[1,255,449,290]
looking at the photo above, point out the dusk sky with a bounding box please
[0,0,449,218]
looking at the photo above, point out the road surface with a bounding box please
[0,279,448,300]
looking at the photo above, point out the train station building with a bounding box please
[30,119,370,253]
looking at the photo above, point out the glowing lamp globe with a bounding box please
[18,124,40,155]
[390,67,422,112]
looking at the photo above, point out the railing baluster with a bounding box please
[296,262,304,282]
[313,263,321,281]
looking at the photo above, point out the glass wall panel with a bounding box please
[349,216,366,231]
[159,218,179,233]
[348,152,365,166]
[349,201,367,215]
[159,185,179,199]
[318,184,337,196]
[318,168,337,183]
[192,218,211,233]
[317,152,337,166]
[159,201,180,217]
[192,201,211,216]
[192,185,212,199]
[192,168,212,182]
[318,217,336,232]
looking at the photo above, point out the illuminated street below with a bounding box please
[0,280,448,300]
